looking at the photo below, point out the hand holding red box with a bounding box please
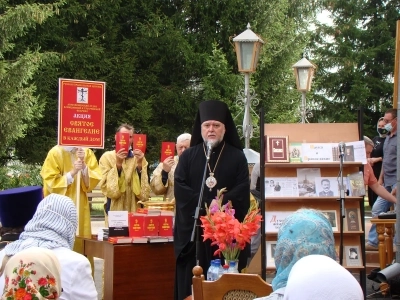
[133,134,146,153]
[115,132,130,152]
[161,142,175,162]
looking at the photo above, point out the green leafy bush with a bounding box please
[0,163,42,190]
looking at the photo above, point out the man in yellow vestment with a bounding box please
[99,124,150,215]
[40,145,102,272]
[41,146,101,236]
[150,133,191,201]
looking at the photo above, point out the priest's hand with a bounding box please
[76,148,86,168]
[133,149,144,170]
[162,157,174,173]
[71,159,83,176]
[116,149,128,169]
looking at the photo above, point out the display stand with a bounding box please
[247,122,366,295]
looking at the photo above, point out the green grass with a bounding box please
[90,202,105,216]
[364,200,371,214]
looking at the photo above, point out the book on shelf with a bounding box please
[265,211,294,233]
[296,168,321,197]
[315,177,339,197]
[345,208,361,231]
[265,241,276,268]
[347,172,365,197]
[264,177,299,197]
[344,245,362,267]
[265,136,289,163]
[289,142,302,163]
[321,210,338,232]
[132,237,149,243]
[108,236,133,244]
[147,236,170,243]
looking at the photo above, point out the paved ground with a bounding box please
[89,217,395,300]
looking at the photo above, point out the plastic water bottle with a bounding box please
[228,261,239,273]
[214,259,223,279]
[207,260,215,281]
[212,260,220,281]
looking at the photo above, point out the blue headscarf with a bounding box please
[271,209,336,291]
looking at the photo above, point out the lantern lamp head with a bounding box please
[233,23,265,73]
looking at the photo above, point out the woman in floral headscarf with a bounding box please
[0,194,97,300]
[2,247,61,300]
[255,209,336,300]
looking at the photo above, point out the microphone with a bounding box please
[206,141,213,161]
[338,142,346,158]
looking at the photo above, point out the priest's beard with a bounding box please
[205,139,223,148]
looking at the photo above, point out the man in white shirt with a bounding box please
[0,194,97,300]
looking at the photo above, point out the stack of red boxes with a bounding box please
[129,208,174,241]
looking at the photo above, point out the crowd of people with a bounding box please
[0,101,396,299]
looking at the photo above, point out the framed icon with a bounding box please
[265,136,289,163]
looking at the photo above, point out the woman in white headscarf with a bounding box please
[0,194,97,300]
[2,247,61,299]
[283,254,363,300]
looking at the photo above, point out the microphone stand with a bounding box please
[338,150,346,266]
[191,149,210,266]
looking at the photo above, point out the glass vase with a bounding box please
[224,259,239,273]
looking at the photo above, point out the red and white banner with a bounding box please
[58,78,106,149]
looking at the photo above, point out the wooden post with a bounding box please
[393,20,400,109]
[76,171,81,236]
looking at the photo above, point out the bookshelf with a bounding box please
[249,122,366,294]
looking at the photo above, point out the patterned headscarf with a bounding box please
[2,247,62,300]
[271,209,336,291]
[4,194,77,256]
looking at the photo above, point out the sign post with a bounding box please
[58,78,106,234]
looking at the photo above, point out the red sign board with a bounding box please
[58,78,106,149]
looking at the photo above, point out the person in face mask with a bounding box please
[366,108,398,251]
[367,117,388,207]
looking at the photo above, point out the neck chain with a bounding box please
[203,142,225,191]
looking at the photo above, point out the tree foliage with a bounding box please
[0,1,63,164]
[5,0,322,164]
[309,0,399,137]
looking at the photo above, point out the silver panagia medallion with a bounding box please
[205,173,217,191]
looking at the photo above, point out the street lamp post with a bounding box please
[233,23,264,149]
[292,57,316,123]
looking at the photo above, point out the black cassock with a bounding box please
[173,142,250,300]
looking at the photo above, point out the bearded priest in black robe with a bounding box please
[174,100,250,300]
